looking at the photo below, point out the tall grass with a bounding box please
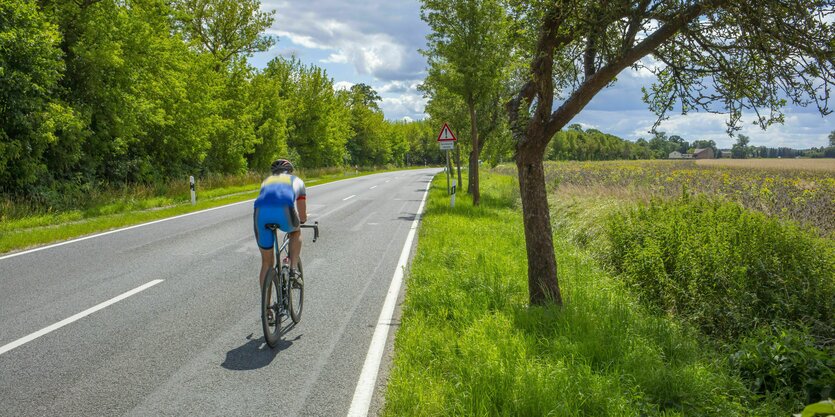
[385,173,777,416]
[606,197,835,341]
[542,162,835,410]
[0,165,401,223]
[0,171,263,222]
[0,166,402,254]
[602,197,835,408]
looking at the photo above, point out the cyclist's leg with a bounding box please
[276,205,302,271]
[289,229,302,271]
[258,248,274,289]
[254,207,277,289]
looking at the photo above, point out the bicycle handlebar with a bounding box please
[300,221,319,243]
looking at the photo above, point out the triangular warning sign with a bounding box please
[437,123,457,142]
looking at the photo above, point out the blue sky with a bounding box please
[253,0,833,149]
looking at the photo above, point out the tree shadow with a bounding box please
[397,213,417,222]
[221,328,303,371]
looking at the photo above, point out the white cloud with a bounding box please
[263,0,427,81]
[256,1,832,145]
[272,30,330,50]
[380,93,428,121]
[626,56,665,79]
[322,52,349,64]
[333,81,354,91]
[378,80,420,94]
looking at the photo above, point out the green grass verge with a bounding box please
[0,169,394,255]
[385,171,779,416]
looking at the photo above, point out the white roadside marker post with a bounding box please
[190,176,196,205]
[451,178,456,208]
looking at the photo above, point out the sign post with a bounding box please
[451,178,456,207]
[444,150,451,194]
[437,123,458,201]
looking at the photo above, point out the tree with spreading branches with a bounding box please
[421,0,511,205]
[175,0,274,66]
[504,0,835,305]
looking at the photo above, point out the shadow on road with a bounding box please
[397,213,417,222]
[221,330,302,371]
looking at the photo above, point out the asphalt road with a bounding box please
[0,168,439,417]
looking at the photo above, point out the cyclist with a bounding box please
[253,159,307,318]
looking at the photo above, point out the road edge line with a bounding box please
[346,179,433,417]
[0,173,389,261]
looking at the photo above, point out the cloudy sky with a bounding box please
[252,0,833,149]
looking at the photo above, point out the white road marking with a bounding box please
[351,211,379,232]
[369,186,377,189]
[0,201,252,262]
[343,195,356,201]
[0,279,164,356]
[0,174,374,262]
[347,180,432,417]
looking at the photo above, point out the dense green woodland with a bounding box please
[0,0,443,199]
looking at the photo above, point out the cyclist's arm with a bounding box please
[297,199,307,224]
[294,176,307,224]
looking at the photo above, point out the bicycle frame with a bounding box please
[261,221,319,346]
[272,222,319,267]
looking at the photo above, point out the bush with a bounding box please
[604,197,835,343]
[731,326,834,408]
[601,196,835,408]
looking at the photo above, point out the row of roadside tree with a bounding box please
[0,0,443,199]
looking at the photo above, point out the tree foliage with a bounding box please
[0,0,438,204]
[0,0,73,192]
[548,125,653,160]
[174,0,275,64]
[501,0,835,305]
[420,0,512,204]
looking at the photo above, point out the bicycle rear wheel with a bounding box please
[288,260,304,323]
[261,267,281,348]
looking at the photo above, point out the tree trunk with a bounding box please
[454,144,462,193]
[468,102,480,205]
[515,141,562,306]
[468,152,475,194]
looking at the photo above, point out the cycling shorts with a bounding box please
[253,205,300,250]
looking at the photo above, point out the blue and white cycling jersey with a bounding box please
[254,173,306,208]
[253,174,306,249]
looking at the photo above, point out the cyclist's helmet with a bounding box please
[271,159,294,174]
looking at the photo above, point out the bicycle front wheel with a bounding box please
[261,267,281,348]
[288,260,304,323]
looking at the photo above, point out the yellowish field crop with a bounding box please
[696,158,835,172]
[496,160,835,236]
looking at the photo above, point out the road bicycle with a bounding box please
[261,221,319,348]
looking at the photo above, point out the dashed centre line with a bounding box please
[369,186,378,189]
[0,279,165,357]
[343,195,357,201]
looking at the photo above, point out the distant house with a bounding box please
[721,150,732,158]
[693,148,714,159]
[668,151,693,159]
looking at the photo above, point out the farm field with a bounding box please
[695,158,835,171]
[497,159,835,237]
